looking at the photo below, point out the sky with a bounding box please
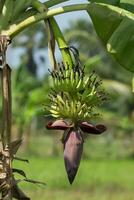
[7,0,90,76]
[54,0,89,29]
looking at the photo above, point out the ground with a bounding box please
[14,157,134,200]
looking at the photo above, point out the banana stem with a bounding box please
[15,0,72,23]
[1,3,89,38]
[49,18,73,67]
[32,1,73,67]
[2,64,12,145]
[0,36,12,199]
[32,0,57,69]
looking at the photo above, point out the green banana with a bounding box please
[84,77,90,88]
[76,78,83,90]
[51,113,60,118]
[56,95,65,105]
[51,105,58,110]
[74,71,79,88]
[70,68,74,88]
[50,109,59,114]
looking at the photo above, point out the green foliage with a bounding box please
[0,0,14,29]
[87,2,134,72]
[90,0,134,12]
[0,0,35,31]
[120,0,134,12]
[12,66,49,129]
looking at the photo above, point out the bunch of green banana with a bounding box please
[46,63,107,123]
[48,93,100,122]
[49,63,84,95]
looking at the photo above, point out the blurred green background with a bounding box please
[2,14,134,199]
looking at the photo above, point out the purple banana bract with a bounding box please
[46,120,106,184]
[63,129,83,184]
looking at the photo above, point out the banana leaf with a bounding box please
[87,3,134,72]
[90,0,134,12]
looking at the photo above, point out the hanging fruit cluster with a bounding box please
[46,60,107,184]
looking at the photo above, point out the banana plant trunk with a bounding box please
[0,36,13,199]
[1,63,12,199]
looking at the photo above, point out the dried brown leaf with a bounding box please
[9,139,22,156]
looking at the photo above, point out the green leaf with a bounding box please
[90,0,134,13]
[0,0,5,14]
[87,3,134,72]
[120,0,134,12]
[90,0,119,5]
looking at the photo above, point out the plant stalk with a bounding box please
[1,64,12,200]
[32,1,73,67]
[2,64,12,145]
[2,63,12,199]
[0,36,12,199]
[49,18,73,67]
[1,3,89,38]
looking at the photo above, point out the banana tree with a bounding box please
[0,0,134,199]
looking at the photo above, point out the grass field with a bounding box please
[13,157,134,200]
